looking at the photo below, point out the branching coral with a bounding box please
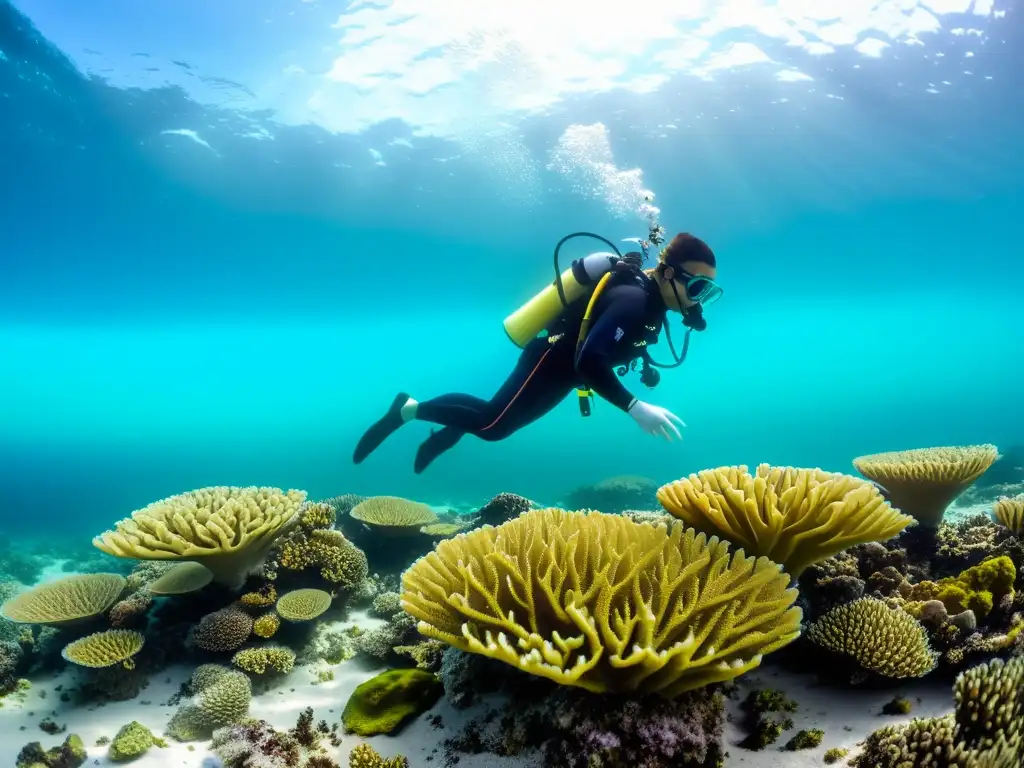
[853,445,999,528]
[657,464,913,577]
[92,486,306,589]
[299,502,337,531]
[253,612,280,639]
[348,743,409,768]
[370,591,402,618]
[807,597,939,679]
[267,526,368,589]
[232,646,296,675]
[402,508,802,696]
[900,556,1016,620]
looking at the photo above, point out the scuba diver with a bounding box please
[352,230,722,474]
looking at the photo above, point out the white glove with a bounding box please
[627,400,686,441]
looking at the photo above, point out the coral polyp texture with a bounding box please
[807,597,939,678]
[656,464,913,577]
[350,495,439,534]
[91,486,306,589]
[0,573,126,625]
[145,562,213,595]
[61,629,145,669]
[852,444,999,528]
[231,645,296,675]
[276,588,332,621]
[190,607,254,652]
[401,508,802,697]
[993,495,1024,535]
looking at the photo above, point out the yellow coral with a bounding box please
[299,501,336,530]
[273,529,368,587]
[231,646,296,675]
[807,597,939,678]
[656,464,913,577]
[147,563,213,596]
[402,508,802,697]
[252,613,280,639]
[92,486,306,589]
[276,588,332,621]
[239,585,278,608]
[350,496,438,534]
[994,495,1024,535]
[901,556,1016,619]
[348,742,409,768]
[61,629,145,669]
[0,574,126,626]
[852,445,998,528]
[420,523,469,538]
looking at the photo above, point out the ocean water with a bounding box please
[1,2,1022,539]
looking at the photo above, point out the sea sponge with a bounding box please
[108,720,166,762]
[853,445,999,528]
[402,508,802,696]
[252,612,280,639]
[231,645,296,675]
[191,607,254,652]
[0,573,126,625]
[146,562,213,595]
[993,495,1024,535]
[61,629,145,669]
[342,668,443,736]
[656,464,913,578]
[900,556,1016,619]
[92,486,306,589]
[350,496,439,534]
[276,588,332,621]
[807,597,939,678]
[299,501,336,530]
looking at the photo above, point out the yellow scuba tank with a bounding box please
[503,232,629,349]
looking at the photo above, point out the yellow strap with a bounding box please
[574,272,613,361]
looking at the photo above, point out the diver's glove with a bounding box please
[626,399,685,442]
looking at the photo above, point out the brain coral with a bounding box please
[0,573,126,625]
[853,445,999,528]
[807,597,939,678]
[92,486,306,589]
[350,496,438,534]
[276,588,332,621]
[190,606,254,652]
[61,629,145,669]
[402,508,802,697]
[657,464,913,577]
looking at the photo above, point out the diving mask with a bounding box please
[677,269,723,306]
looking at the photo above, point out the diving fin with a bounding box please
[352,392,411,464]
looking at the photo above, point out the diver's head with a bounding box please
[653,233,721,329]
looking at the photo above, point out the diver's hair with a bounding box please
[660,233,716,268]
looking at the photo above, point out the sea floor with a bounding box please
[2,616,957,768]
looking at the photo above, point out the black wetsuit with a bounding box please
[411,268,667,471]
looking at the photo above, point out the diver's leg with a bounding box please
[352,391,419,464]
[413,346,576,473]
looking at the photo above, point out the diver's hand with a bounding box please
[627,400,685,441]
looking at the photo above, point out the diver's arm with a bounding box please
[573,289,646,412]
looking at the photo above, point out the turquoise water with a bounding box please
[1,0,1022,544]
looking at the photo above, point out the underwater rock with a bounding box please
[341,668,442,736]
[562,474,659,514]
[15,734,87,768]
[470,492,533,527]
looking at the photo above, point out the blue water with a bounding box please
[1,0,1022,544]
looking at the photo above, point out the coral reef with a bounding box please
[348,743,409,768]
[231,645,296,675]
[404,507,801,695]
[212,707,344,767]
[342,668,443,736]
[469,492,533,527]
[657,464,913,577]
[253,612,281,638]
[190,606,254,652]
[92,486,306,589]
[350,496,439,533]
[994,494,1024,535]
[562,475,659,513]
[166,664,252,741]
